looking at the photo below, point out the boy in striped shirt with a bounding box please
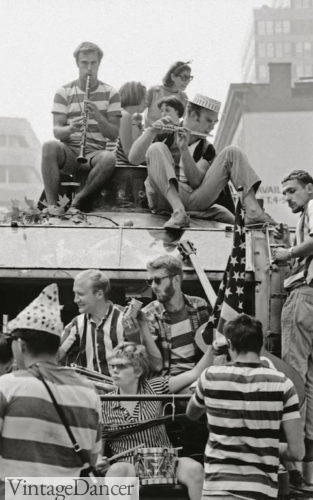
[187,314,304,500]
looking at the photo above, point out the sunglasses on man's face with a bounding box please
[146,274,173,286]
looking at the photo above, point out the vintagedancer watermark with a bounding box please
[5,477,139,500]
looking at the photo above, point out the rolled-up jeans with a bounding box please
[145,143,261,212]
[281,285,313,439]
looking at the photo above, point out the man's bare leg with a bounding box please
[41,140,64,206]
[72,151,115,209]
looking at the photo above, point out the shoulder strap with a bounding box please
[35,365,91,468]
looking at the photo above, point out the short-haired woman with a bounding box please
[103,341,213,500]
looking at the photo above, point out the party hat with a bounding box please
[8,284,63,337]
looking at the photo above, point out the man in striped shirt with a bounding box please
[0,284,102,493]
[41,41,121,214]
[59,269,162,376]
[143,255,210,376]
[187,314,304,500]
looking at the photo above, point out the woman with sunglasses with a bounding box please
[144,61,193,128]
[103,341,214,500]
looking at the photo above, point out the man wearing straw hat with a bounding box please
[0,284,102,484]
[129,93,274,229]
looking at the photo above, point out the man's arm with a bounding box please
[139,316,163,373]
[129,116,177,165]
[275,237,313,262]
[168,345,214,393]
[281,418,305,461]
[53,113,82,142]
[177,129,209,188]
[86,101,120,141]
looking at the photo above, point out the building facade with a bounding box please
[242,0,313,84]
[214,63,313,225]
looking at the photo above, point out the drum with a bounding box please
[134,447,178,485]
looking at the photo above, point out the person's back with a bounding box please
[196,361,298,499]
[187,314,304,500]
[0,362,102,477]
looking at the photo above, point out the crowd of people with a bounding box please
[41,40,273,228]
[1,39,313,500]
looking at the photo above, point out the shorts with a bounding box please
[60,143,104,175]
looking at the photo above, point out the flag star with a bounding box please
[235,225,242,234]
[233,272,240,280]
[236,286,244,296]
[230,256,238,266]
[238,301,243,309]
[225,288,232,298]
[240,272,245,279]
[240,209,245,219]
[208,315,216,323]
[239,242,245,250]
[217,304,222,311]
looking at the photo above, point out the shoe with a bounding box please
[163,210,190,229]
[245,211,277,228]
[43,205,65,217]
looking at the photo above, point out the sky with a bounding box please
[1,0,271,144]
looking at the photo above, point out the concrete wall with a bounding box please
[240,111,313,225]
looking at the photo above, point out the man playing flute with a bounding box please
[129,93,274,229]
[41,42,121,215]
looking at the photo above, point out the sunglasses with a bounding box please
[178,74,193,82]
[146,274,173,286]
[108,362,132,371]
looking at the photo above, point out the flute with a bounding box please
[154,123,212,138]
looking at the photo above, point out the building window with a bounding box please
[284,42,291,54]
[283,20,290,33]
[258,65,268,81]
[258,43,266,57]
[296,63,304,77]
[257,20,265,34]
[275,43,283,57]
[296,42,303,54]
[304,64,312,76]
[266,20,274,34]
[275,20,282,33]
[267,42,274,57]
[304,41,312,54]
[294,0,302,7]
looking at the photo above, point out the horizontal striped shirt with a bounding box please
[102,377,172,461]
[143,294,210,375]
[0,362,102,478]
[60,302,125,376]
[52,79,121,153]
[192,362,300,500]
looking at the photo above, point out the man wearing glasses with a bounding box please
[143,255,210,376]
[129,93,273,229]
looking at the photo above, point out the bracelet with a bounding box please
[288,247,294,259]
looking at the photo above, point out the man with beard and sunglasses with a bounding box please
[142,255,210,376]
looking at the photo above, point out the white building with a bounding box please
[214,63,313,225]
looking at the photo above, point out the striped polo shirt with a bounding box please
[52,79,121,153]
[60,302,125,376]
[0,362,102,478]
[102,377,172,461]
[192,362,300,500]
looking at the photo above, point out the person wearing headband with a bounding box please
[129,93,275,229]
[0,284,102,483]
[144,61,192,128]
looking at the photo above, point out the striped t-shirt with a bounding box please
[192,362,300,500]
[167,308,196,375]
[52,79,121,153]
[60,302,125,376]
[102,377,172,461]
[0,362,102,478]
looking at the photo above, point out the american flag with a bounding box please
[196,200,246,350]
